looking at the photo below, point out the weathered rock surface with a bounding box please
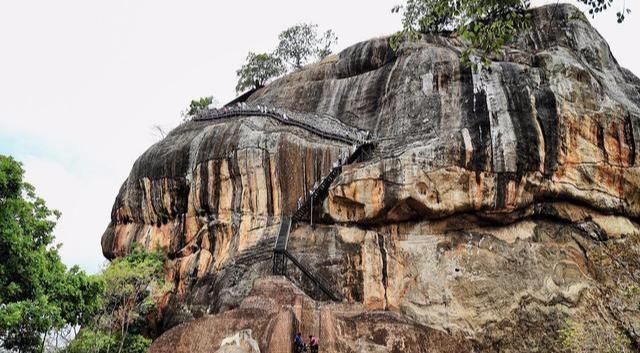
[102,4,640,352]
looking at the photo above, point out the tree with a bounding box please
[67,247,168,353]
[575,0,631,23]
[235,52,286,93]
[275,23,339,69]
[183,96,216,121]
[0,155,103,353]
[317,29,339,60]
[393,0,630,67]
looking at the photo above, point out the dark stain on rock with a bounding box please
[534,87,561,177]
[460,65,492,171]
[596,123,608,162]
[495,172,521,209]
[199,161,211,214]
[624,113,636,165]
[335,38,397,79]
[500,64,542,173]
[263,153,274,218]
[228,151,243,215]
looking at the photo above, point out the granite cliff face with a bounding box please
[102,4,640,352]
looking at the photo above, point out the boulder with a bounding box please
[102,4,640,352]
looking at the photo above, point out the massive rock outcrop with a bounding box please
[102,4,640,352]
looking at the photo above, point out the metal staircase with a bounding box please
[195,102,376,302]
[293,142,375,222]
[272,216,291,276]
[272,141,375,302]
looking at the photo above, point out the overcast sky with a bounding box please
[1,0,638,273]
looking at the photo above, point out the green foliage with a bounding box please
[392,0,531,68]
[185,96,215,120]
[275,23,339,69]
[234,23,338,94]
[623,284,640,310]
[66,330,117,353]
[392,0,630,68]
[0,157,165,352]
[67,329,150,353]
[0,155,103,353]
[560,318,633,353]
[235,52,286,93]
[576,0,631,23]
[67,247,167,353]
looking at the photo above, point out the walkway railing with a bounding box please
[193,103,372,146]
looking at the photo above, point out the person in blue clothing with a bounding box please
[294,332,305,353]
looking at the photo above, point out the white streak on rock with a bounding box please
[422,73,434,96]
[478,67,518,173]
[461,128,473,166]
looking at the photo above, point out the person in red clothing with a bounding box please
[308,335,319,353]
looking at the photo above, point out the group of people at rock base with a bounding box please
[294,332,318,353]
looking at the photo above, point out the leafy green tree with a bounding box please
[0,155,103,353]
[68,248,168,353]
[392,0,531,66]
[393,0,630,66]
[575,0,631,23]
[275,23,339,69]
[183,96,216,121]
[235,52,286,93]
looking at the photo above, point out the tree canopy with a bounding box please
[0,155,103,353]
[235,23,338,94]
[67,247,168,353]
[184,96,216,119]
[235,52,286,93]
[393,0,631,66]
[275,23,338,69]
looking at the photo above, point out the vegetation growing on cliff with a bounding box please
[275,23,338,69]
[235,23,338,93]
[67,248,168,353]
[393,0,631,66]
[182,96,217,121]
[560,317,633,353]
[0,156,170,353]
[235,52,286,93]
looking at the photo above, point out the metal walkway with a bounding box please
[193,104,371,146]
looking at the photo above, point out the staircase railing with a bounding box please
[198,103,376,302]
[283,250,342,302]
[293,142,375,221]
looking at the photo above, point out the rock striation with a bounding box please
[102,4,640,352]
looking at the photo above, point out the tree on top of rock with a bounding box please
[316,28,339,60]
[392,0,631,67]
[275,23,338,69]
[235,52,286,94]
[234,24,338,95]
